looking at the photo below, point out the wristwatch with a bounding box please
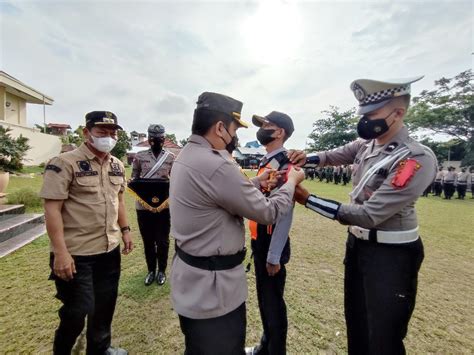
[120,226,131,233]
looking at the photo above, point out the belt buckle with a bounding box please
[368,229,377,243]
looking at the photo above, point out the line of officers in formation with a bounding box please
[305,164,474,201]
[423,166,474,199]
[305,165,352,185]
[41,75,445,355]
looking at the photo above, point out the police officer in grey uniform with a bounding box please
[456,167,470,199]
[443,166,456,199]
[169,92,305,355]
[471,167,474,198]
[131,124,175,286]
[433,166,444,196]
[291,77,437,355]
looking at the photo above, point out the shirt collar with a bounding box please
[188,134,212,148]
[263,146,287,160]
[365,126,410,156]
[78,143,104,161]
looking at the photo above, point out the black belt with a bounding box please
[175,244,246,271]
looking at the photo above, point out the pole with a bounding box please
[43,95,46,133]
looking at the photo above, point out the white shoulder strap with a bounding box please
[143,151,170,179]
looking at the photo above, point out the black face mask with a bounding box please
[356,110,395,140]
[149,137,164,152]
[221,126,239,154]
[256,128,276,146]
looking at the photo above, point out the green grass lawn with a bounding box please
[0,171,473,353]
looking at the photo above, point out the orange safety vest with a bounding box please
[249,158,292,240]
[249,164,269,240]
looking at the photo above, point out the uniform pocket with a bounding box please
[109,175,124,185]
[108,175,124,193]
[75,175,99,187]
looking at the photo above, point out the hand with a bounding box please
[122,231,134,255]
[266,262,281,276]
[286,150,307,167]
[258,169,285,191]
[287,167,305,186]
[53,251,76,281]
[294,184,310,205]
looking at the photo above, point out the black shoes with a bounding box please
[104,347,128,355]
[144,271,155,286]
[157,271,166,285]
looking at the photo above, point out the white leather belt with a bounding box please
[349,226,419,244]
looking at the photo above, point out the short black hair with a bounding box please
[390,94,411,109]
[191,108,233,136]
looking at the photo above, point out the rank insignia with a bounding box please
[391,159,421,189]
[111,162,121,171]
[45,164,61,173]
[385,142,399,152]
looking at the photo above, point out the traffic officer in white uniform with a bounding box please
[291,77,437,355]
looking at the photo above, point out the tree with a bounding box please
[406,69,473,165]
[419,138,466,163]
[0,126,31,172]
[307,106,358,152]
[34,124,51,134]
[111,130,131,161]
[165,133,177,145]
[179,138,188,147]
[61,125,85,146]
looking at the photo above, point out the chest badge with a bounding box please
[77,160,92,171]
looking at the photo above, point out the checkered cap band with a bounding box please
[361,85,409,105]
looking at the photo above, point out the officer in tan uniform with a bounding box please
[40,111,133,355]
[169,92,305,355]
[291,77,437,355]
[131,124,175,286]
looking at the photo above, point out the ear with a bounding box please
[393,107,406,121]
[214,121,225,137]
[83,127,90,138]
[277,128,286,139]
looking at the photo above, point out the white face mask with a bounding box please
[89,135,117,153]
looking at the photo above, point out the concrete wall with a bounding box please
[0,122,62,166]
[0,87,5,122]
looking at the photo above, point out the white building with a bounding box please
[0,71,61,165]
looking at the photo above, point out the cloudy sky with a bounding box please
[1,0,472,148]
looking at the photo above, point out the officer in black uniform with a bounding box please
[131,124,175,286]
[247,111,295,355]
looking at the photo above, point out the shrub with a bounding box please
[7,188,42,208]
[0,126,31,172]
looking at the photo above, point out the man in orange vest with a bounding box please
[246,111,295,355]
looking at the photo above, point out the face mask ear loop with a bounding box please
[385,110,397,129]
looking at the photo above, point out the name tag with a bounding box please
[108,171,124,176]
[75,171,99,177]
